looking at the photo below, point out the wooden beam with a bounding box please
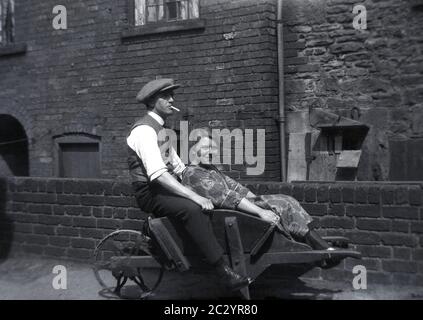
[225,217,250,300]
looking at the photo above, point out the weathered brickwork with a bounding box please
[1,176,422,286]
[282,0,423,181]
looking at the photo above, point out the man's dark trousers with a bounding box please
[133,182,224,265]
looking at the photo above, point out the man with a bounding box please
[126,78,251,291]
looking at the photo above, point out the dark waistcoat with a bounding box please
[127,113,168,184]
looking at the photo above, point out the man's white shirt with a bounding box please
[126,111,186,181]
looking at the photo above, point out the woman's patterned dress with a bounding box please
[181,164,313,239]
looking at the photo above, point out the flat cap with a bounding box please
[136,78,180,104]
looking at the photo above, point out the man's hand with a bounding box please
[155,172,214,211]
[193,195,214,211]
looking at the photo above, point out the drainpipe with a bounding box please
[276,0,286,181]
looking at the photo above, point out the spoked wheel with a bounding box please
[93,229,164,299]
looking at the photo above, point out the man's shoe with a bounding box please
[215,262,252,291]
[304,229,332,250]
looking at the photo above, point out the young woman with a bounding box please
[181,129,334,251]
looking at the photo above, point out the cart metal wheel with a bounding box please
[93,229,164,299]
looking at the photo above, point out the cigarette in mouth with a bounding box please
[170,106,180,112]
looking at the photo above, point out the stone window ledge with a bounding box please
[121,19,205,39]
[0,43,27,57]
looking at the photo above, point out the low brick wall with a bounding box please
[0,177,422,286]
[246,181,423,286]
[0,177,144,260]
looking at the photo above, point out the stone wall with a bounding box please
[1,176,422,286]
[282,0,423,181]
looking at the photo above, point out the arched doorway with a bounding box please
[0,114,29,176]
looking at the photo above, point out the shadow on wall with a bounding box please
[0,114,29,177]
[0,177,14,261]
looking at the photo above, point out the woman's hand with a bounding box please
[193,195,214,211]
[259,209,280,225]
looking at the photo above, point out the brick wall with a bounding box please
[2,0,421,182]
[282,0,423,181]
[246,180,423,286]
[0,0,280,181]
[1,176,422,286]
[0,176,144,260]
